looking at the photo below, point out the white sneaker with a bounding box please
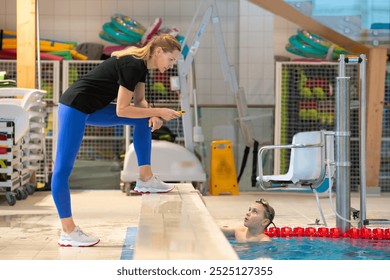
[58,226,100,247]
[134,175,175,194]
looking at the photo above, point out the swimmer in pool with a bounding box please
[221,198,275,242]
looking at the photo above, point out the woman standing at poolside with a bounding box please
[52,34,182,247]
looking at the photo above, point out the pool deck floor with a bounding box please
[0,184,389,260]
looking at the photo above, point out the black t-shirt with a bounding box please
[60,55,148,113]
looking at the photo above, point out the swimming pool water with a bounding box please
[121,227,390,260]
[229,237,390,260]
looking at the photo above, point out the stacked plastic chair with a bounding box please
[0,88,46,205]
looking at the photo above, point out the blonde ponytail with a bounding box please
[111,33,181,60]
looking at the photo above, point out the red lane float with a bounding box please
[264,226,390,240]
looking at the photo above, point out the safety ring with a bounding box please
[138,17,163,47]
[99,30,124,45]
[99,30,137,46]
[289,35,327,57]
[297,29,330,52]
[296,29,349,57]
[285,43,324,59]
[102,22,140,44]
[111,14,145,39]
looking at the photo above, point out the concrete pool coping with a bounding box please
[133,183,239,260]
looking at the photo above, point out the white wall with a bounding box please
[239,0,274,105]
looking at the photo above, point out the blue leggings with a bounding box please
[52,103,151,218]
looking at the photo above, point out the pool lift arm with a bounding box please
[177,0,257,188]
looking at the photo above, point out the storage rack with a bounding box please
[0,121,24,205]
[0,60,60,186]
[275,61,390,194]
[0,88,47,205]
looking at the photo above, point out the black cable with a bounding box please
[237,146,250,183]
[251,140,259,187]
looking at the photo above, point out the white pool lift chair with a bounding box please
[257,130,334,192]
[257,130,335,225]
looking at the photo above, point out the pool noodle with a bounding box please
[3,39,74,51]
[0,49,63,61]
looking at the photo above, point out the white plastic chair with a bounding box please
[257,130,335,191]
[0,88,45,108]
[0,104,30,143]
